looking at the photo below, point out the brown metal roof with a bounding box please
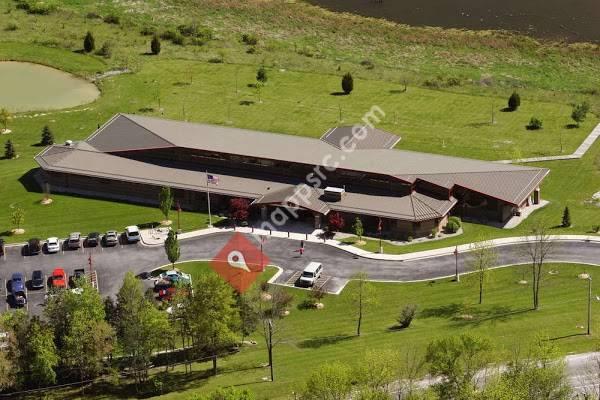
[45,113,549,207]
[252,184,331,214]
[320,126,400,150]
[35,146,454,221]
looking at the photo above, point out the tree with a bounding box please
[561,206,571,227]
[508,91,521,111]
[301,362,353,400]
[354,349,399,393]
[0,108,11,131]
[253,286,293,381]
[348,272,377,336]
[4,139,15,159]
[164,230,180,267]
[571,101,590,127]
[352,217,364,243]
[327,211,345,234]
[229,197,250,224]
[45,279,114,381]
[256,66,267,84]
[151,34,161,55]
[40,125,54,146]
[526,117,543,130]
[158,186,174,223]
[192,387,255,400]
[115,272,171,387]
[10,207,25,231]
[524,224,553,310]
[24,318,59,388]
[468,238,497,304]
[185,273,239,375]
[238,292,259,344]
[83,31,95,53]
[481,337,571,400]
[425,334,492,400]
[341,72,354,94]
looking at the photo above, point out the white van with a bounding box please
[299,262,323,287]
[125,225,141,243]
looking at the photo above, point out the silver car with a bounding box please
[68,232,81,249]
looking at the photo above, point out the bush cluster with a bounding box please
[103,14,120,25]
[241,33,258,46]
[16,0,58,15]
[526,116,543,130]
[445,216,461,234]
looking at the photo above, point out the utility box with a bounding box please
[324,186,345,202]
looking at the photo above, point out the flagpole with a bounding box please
[206,171,213,227]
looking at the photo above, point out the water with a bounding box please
[0,61,100,112]
[309,0,600,43]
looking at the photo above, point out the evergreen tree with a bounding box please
[151,34,161,55]
[83,31,95,53]
[4,140,15,159]
[571,102,590,127]
[352,217,364,242]
[256,66,267,84]
[562,206,571,227]
[341,72,354,94]
[158,186,174,223]
[508,91,521,111]
[40,125,54,146]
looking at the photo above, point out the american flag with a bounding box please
[207,174,219,185]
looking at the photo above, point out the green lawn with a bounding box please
[51,261,600,399]
[0,2,598,245]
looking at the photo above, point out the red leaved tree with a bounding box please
[327,212,345,233]
[229,198,250,224]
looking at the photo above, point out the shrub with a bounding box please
[593,225,600,233]
[246,46,256,54]
[96,41,112,58]
[360,59,374,70]
[448,216,462,228]
[171,33,185,46]
[508,91,521,111]
[150,35,161,55]
[83,31,95,53]
[341,72,353,94]
[19,1,58,15]
[407,236,413,242]
[309,286,327,304]
[445,77,461,87]
[140,25,156,36]
[103,14,120,24]
[85,11,101,19]
[571,101,590,127]
[397,304,417,329]
[4,140,16,159]
[177,23,212,40]
[5,22,18,31]
[242,33,258,46]
[445,220,460,234]
[526,117,543,130]
[430,228,438,238]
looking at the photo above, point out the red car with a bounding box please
[51,268,67,289]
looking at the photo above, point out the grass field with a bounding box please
[0,0,598,246]
[51,261,600,399]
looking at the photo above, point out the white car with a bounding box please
[125,225,140,243]
[299,262,323,287]
[46,237,60,253]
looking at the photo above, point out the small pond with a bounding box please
[0,61,100,112]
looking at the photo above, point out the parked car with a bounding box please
[46,237,60,254]
[298,262,323,287]
[26,238,41,256]
[104,230,119,246]
[86,232,100,247]
[67,232,81,249]
[0,238,4,257]
[10,273,27,307]
[31,270,45,290]
[125,225,140,243]
[51,268,67,289]
[158,270,192,285]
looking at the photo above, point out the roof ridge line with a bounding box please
[412,169,541,177]
[120,114,178,147]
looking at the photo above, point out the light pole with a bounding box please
[454,246,460,282]
[587,276,592,336]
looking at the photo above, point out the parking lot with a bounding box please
[0,234,148,316]
[274,270,348,294]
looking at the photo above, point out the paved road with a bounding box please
[1,232,599,314]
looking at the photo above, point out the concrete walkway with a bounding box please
[497,122,600,164]
[141,225,600,262]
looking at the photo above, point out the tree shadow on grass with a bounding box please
[297,334,355,349]
[565,123,579,129]
[330,91,348,96]
[420,302,531,327]
[239,100,255,106]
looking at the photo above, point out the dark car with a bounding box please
[86,232,100,247]
[31,270,44,290]
[10,273,27,307]
[26,238,41,256]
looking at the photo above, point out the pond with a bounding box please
[309,0,600,43]
[0,61,100,112]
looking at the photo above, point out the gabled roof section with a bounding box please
[86,114,176,153]
[252,184,331,214]
[320,126,400,150]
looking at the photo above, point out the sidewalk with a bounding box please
[141,225,600,262]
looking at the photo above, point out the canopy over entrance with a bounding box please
[251,184,330,215]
